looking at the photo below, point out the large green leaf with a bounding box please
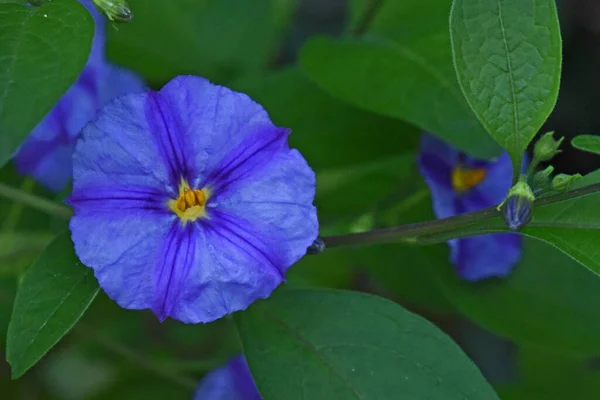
[7,232,99,378]
[236,288,499,400]
[300,0,501,159]
[431,237,600,354]
[108,0,296,84]
[0,0,93,167]
[450,0,562,170]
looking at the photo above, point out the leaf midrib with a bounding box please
[496,0,520,150]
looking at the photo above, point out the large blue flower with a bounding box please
[14,0,144,191]
[68,76,319,323]
[418,134,522,281]
[194,355,261,400]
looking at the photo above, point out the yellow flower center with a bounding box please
[168,179,210,222]
[451,166,487,193]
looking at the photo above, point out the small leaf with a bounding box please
[0,0,94,167]
[236,288,499,400]
[7,232,99,378]
[571,134,600,155]
[450,0,562,170]
[300,0,501,159]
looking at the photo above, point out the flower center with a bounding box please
[451,166,487,193]
[168,179,210,222]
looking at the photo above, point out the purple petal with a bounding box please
[71,93,171,193]
[15,69,98,191]
[166,212,286,323]
[420,133,459,169]
[150,76,289,191]
[215,147,319,264]
[152,223,197,321]
[68,184,170,213]
[450,233,522,281]
[463,151,513,211]
[194,355,261,400]
[69,191,174,310]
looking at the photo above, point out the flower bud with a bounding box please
[533,131,564,163]
[551,173,582,192]
[500,180,535,231]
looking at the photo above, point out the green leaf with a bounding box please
[431,237,600,354]
[0,0,93,167]
[7,232,99,378]
[449,0,562,170]
[571,134,600,155]
[108,0,296,84]
[300,0,501,159]
[520,170,600,276]
[236,288,499,400]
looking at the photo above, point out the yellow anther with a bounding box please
[183,189,197,208]
[193,189,206,205]
[451,167,487,193]
[167,179,211,223]
[176,196,187,213]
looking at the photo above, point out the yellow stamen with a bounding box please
[168,179,210,222]
[451,166,487,193]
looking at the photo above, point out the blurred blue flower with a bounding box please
[68,76,318,323]
[14,0,144,191]
[418,134,522,281]
[194,355,261,400]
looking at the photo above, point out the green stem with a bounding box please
[0,182,72,220]
[2,179,35,232]
[75,324,197,391]
[352,0,383,35]
[322,182,600,249]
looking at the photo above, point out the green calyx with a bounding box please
[497,176,535,211]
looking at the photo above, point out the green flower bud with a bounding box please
[551,173,582,192]
[533,131,564,163]
[531,165,554,194]
[500,179,535,231]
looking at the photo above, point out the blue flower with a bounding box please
[14,0,144,192]
[418,134,522,281]
[68,76,319,323]
[194,355,261,400]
